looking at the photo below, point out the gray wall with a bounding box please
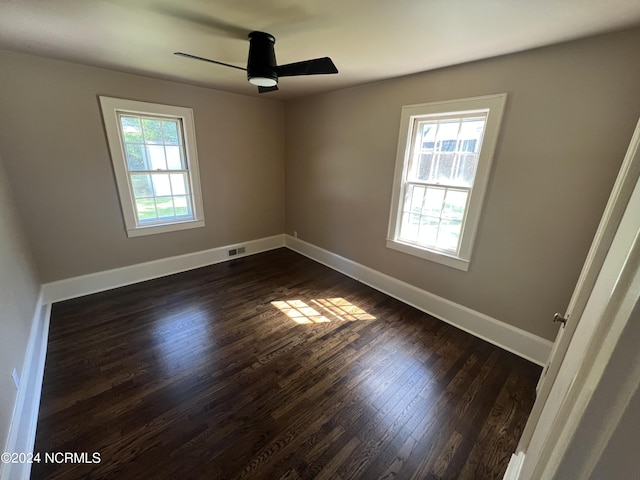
[0,152,40,452]
[2,29,640,342]
[284,28,640,340]
[0,51,285,283]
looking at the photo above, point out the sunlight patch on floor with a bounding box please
[271,298,375,324]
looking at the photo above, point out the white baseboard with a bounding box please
[503,451,525,480]
[41,232,551,365]
[284,235,552,366]
[42,234,285,303]
[3,235,285,479]
[1,292,51,480]
[3,233,547,480]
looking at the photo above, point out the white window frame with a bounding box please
[387,94,507,271]
[99,96,205,237]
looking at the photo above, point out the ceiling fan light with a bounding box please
[249,76,277,87]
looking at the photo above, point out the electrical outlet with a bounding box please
[237,247,246,254]
[228,248,237,256]
[11,368,20,390]
[294,231,298,238]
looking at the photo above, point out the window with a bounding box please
[387,94,506,270]
[99,97,205,237]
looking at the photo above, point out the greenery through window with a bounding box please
[119,114,193,224]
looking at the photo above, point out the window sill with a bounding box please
[386,238,470,271]
[127,219,205,238]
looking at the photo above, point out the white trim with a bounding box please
[285,235,552,366]
[98,96,206,238]
[1,292,51,480]
[387,94,507,271]
[503,451,525,480]
[41,232,550,363]
[126,219,205,238]
[42,235,285,303]
[386,238,470,271]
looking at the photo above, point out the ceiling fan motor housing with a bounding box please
[247,31,278,86]
[175,30,337,93]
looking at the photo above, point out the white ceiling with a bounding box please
[1,0,640,100]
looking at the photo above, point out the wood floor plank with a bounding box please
[32,248,540,479]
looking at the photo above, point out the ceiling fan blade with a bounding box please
[176,31,336,92]
[276,57,338,77]
[174,52,246,72]
[258,85,279,94]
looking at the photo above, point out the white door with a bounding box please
[507,119,640,479]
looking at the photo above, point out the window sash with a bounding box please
[128,173,196,226]
[117,113,196,228]
[407,114,487,187]
[397,182,471,255]
[399,113,488,255]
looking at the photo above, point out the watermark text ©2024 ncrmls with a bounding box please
[1,451,101,464]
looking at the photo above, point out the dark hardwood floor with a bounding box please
[33,248,540,480]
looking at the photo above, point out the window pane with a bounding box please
[437,220,462,252]
[155,197,175,218]
[162,120,181,145]
[456,153,478,187]
[148,145,167,170]
[461,139,477,153]
[459,119,485,153]
[125,144,147,171]
[440,140,456,152]
[170,173,188,195]
[415,153,433,181]
[136,198,157,222]
[423,187,445,216]
[418,217,438,247]
[142,118,163,144]
[166,146,183,170]
[435,120,460,152]
[419,121,436,150]
[408,185,425,214]
[399,212,418,242]
[152,174,172,196]
[435,153,455,183]
[131,174,153,198]
[442,190,468,221]
[120,116,143,143]
[174,195,191,217]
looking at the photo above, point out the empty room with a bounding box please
[2,1,640,479]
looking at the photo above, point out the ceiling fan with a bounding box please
[175,31,338,93]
